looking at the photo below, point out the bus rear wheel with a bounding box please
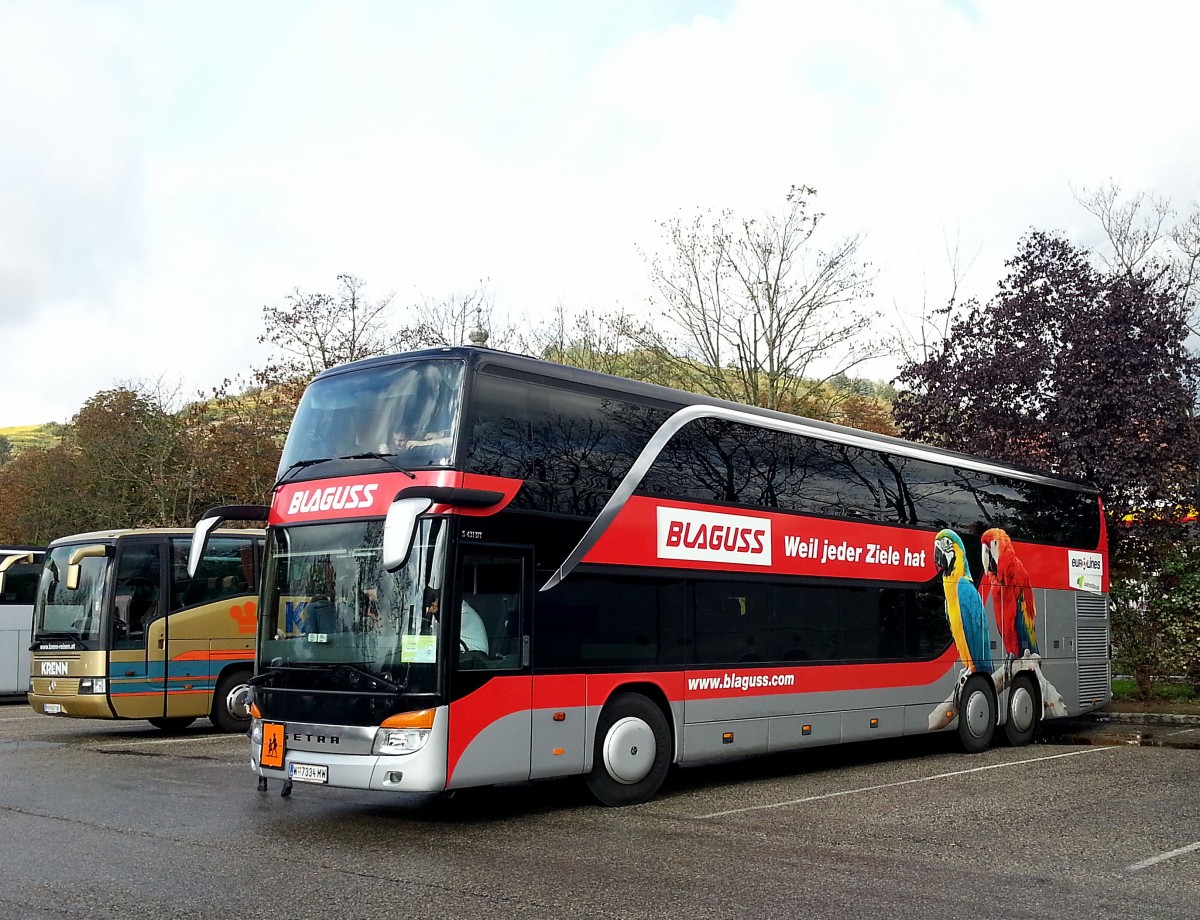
[957,674,996,754]
[147,716,196,733]
[585,693,672,807]
[211,668,254,733]
[1002,673,1038,746]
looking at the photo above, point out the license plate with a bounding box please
[43,703,63,714]
[288,762,328,784]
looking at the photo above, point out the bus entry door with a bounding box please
[108,540,168,720]
[446,550,532,789]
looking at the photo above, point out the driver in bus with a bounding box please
[423,590,489,658]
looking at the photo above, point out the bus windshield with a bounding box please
[259,518,447,695]
[278,358,465,474]
[32,546,108,644]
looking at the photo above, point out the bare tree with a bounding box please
[892,223,981,369]
[525,302,669,382]
[1075,180,1174,276]
[642,185,881,413]
[405,281,521,351]
[1075,181,1200,336]
[260,274,398,378]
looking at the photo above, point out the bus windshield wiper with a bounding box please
[338,452,417,479]
[273,457,337,491]
[331,663,403,693]
[248,663,404,693]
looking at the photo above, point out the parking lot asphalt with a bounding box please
[1041,706,1200,750]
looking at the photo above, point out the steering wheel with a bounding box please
[458,639,489,665]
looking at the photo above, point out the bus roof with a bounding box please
[312,346,1100,495]
[46,528,265,549]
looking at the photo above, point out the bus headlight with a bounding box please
[373,727,430,755]
[79,678,107,694]
[373,709,435,755]
[250,720,263,744]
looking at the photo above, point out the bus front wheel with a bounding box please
[957,674,997,754]
[211,668,254,733]
[585,693,672,807]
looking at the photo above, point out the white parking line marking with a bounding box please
[1165,727,1199,737]
[1126,842,1200,873]
[696,747,1115,819]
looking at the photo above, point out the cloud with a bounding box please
[2,0,1198,425]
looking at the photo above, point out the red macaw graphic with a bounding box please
[979,528,1038,657]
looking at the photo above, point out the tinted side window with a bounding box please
[0,563,40,605]
[465,374,536,480]
[695,580,771,664]
[535,576,687,668]
[880,457,1100,549]
[645,423,885,520]
[766,581,950,664]
[769,584,843,662]
[171,537,257,611]
[466,371,672,513]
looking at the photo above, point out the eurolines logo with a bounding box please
[656,506,772,566]
[1068,550,1104,593]
[287,483,379,516]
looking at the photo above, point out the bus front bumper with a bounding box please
[249,716,449,794]
[27,691,113,719]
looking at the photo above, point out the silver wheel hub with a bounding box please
[225,683,251,720]
[964,688,991,739]
[1009,684,1035,733]
[602,716,657,785]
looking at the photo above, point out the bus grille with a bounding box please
[31,678,80,696]
[1076,593,1110,702]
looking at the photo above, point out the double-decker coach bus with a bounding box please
[192,347,1109,805]
[29,528,264,732]
[0,546,44,694]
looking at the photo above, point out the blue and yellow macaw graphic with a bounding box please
[933,529,993,674]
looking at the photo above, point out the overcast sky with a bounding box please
[3,0,1198,426]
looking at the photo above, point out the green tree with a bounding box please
[0,444,83,543]
[72,385,192,528]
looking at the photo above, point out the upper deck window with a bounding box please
[279,359,465,475]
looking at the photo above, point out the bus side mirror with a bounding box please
[188,504,270,577]
[66,545,107,591]
[382,496,433,572]
[189,515,226,579]
[0,552,34,595]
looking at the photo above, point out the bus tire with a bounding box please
[147,716,196,732]
[211,668,254,733]
[957,674,996,754]
[1002,673,1038,747]
[585,693,672,807]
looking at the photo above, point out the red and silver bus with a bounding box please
[192,347,1109,805]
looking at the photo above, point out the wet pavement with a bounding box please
[1041,707,1200,749]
